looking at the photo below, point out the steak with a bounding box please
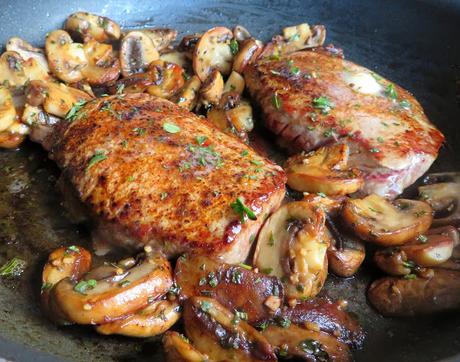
[244,48,444,197]
[50,93,286,263]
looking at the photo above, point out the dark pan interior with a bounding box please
[0,0,459,361]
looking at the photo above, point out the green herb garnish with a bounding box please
[200,300,212,312]
[229,39,239,55]
[119,280,131,288]
[231,197,257,223]
[74,279,97,294]
[0,257,26,277]
[312,96,334,114]
[385,83,397,100]
[196,135,207,146]
[86,151,107,171]
[272,93,282,110]
[163,122,181,133]
[65,101,87,122]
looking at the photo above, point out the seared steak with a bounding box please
[244,48,444,197]
[50,93,286,263]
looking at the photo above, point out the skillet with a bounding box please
[0,0,459,360]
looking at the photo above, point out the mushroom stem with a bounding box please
[326,215,345,251]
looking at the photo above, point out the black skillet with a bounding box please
[0,0,459,361]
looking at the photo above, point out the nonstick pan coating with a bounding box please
[0,0,459,361]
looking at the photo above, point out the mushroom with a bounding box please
[25,80,92,118]
[0,87,17,132]
[306,25,327,48]
[175,75,201,110]
[120,31,159,77]
[41,245,92,322]
[283,23,313,47]
[285,144,364,196]
[128,28,178,53]
[48,252,173,325]
[178,33,202,59]
[65,12,121,43]
[326,227,366,278]
[280,298,365,348]
[262,323,351,361]
[80,40,120,85]
[367,269,460,316]
[174,255,284,324]
[418,172,460,226]
[0,51,50,90]
[45,30,88,83]
[193,27,234,81]
[374,226,458,275]
[160,50,191,69]
[253,201,329,300]
[341,194,433,246]
[163,331,210,362]
[200,69,224,105]
[281,23,326,53]
[226,100,254,133]
[68,80,95,97]
[146,60,185,99]
[0,127,27,149]
[232,38,263,74]
[233,25,252,42]
[223,70,245,94]
[108,72,155,95]
[183,297,277,362]
[96,299,181,337]
[6,37,50,74]
[21,103,60,149]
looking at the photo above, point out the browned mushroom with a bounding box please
[163,331,210,362]
[120,31,159,77]
[65,12,121,43]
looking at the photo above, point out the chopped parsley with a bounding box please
[385,83,397,100]
[116,83,125,94]
[369,148,380,153]
[119,280,131,288]
[231,197,257,223]
[415,210,427,218]
[0,257,26,277]
[232,310,248,325]
[229,39,239,55]
[241,150,249,157]
[160,192,168,200]
[86,151,107,171]
[312,96,334,114]
[404,273,417,280]
[231,269,243,284]
[41,282,53,291]
[74,279,97,294]
[196,135,207,145]
[417,234,428,243]
[268,232,275,246]
[65,100,87,122]
[200,300,212,312]
[250,159,263,166]
[272,93,282,110]
[399,99,411,110]
[298,339,329,361]
[376,136,384,143]
[133,127,146,136]
[276,316,291,328]
[261,267,273,275]
[163,122,181,133]
[238,263,252,270]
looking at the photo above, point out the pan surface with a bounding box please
[0,0,459,361]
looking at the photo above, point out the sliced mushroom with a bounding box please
[183,297,277,362]
[232,38,263,74]
[146,60,185,99]
[0,51,29,89]
[96,299,181,337]
[280,298,365,348]
[327,228,366,278]
[223,70,245,94]
[175,75,201,110]
[45,30,88,83]
[129,28,178,52]
[253,201,329,300]
[0,129,26,149]
[342,195,433,246]
[108,72,155,95]
[175,255,284,324]
[21,104,60,149]
[368,269,460,316]
[283,23,313,46]
[0,87,17,131]
[49,252,173,325]
[65,12,121,43]
[262,323,351,361]
[285,144,364,195]
[400,233,454,267]
[419,172,460,226]
[302,193,347,215]
[226,100,254,133]
[178,33,202,59]
[200,69,224,105]
[26,80,92,118]
[41,245,92,322]
[306,25,327,48]
[68,80,95,97]
[193,27,233,81]
[6,37,49,74]
[80,40,120,85]
[120,31,159,77]
[280,24,326,53]
[374,249,412,276]
[160,50,191,69]
[163,331,210,362]
[233,25,252,42]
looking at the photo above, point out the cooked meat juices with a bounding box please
[244,48,445,197]
[49,93,286,262]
